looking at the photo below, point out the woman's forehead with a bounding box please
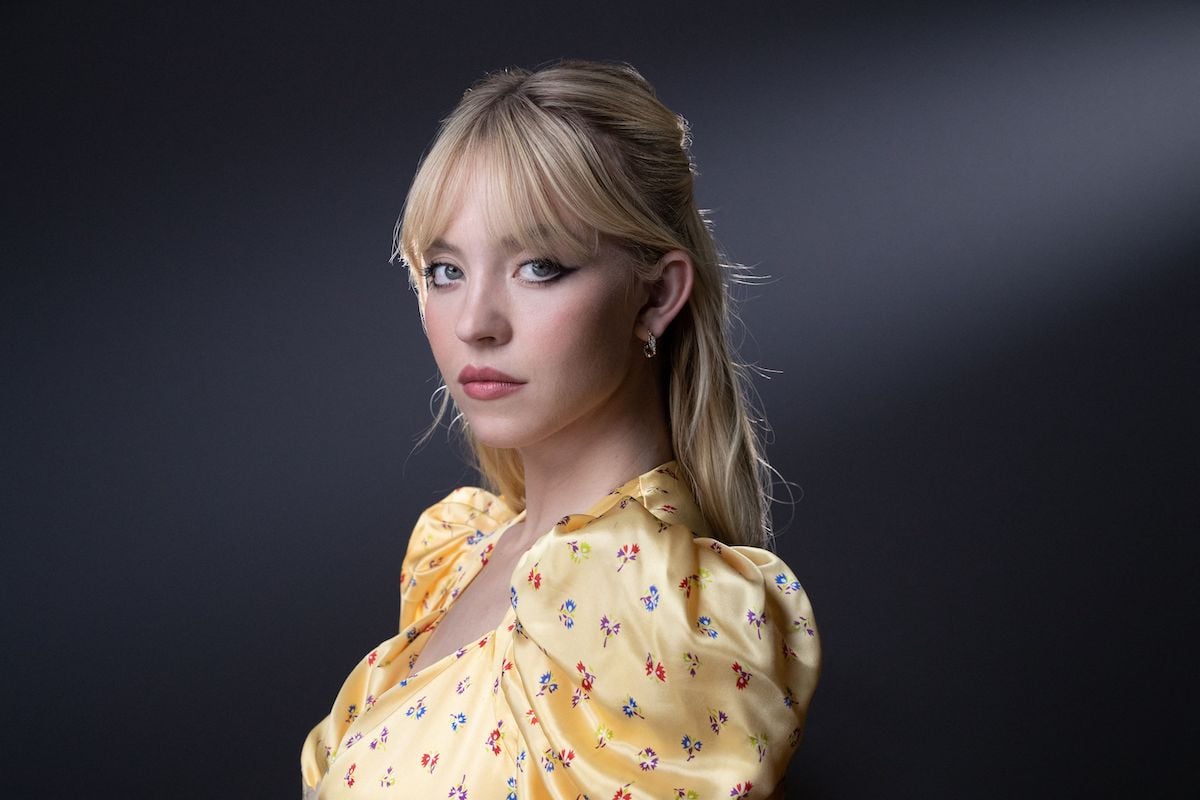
[423,162,597,259]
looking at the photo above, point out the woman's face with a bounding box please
[421,178,653,455]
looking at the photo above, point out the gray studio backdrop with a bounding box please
[3,1,1196,796]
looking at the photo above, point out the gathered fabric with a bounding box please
[301,462,820,799]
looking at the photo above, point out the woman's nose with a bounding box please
[455,279,512,345]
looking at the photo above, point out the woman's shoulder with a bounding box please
[501,480,820,796]
[398,485,518,624]
[512,494,819,673]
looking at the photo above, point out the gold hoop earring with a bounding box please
[643,329,657,358]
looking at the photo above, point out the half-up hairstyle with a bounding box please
[394,60,776,548]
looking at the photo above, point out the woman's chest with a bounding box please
[318,643,521,800]
[417,539,527,667]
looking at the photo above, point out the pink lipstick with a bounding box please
[458,365,526,400]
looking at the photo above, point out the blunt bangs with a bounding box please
[396,94,631,308]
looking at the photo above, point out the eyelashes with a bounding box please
[421,262,462,288]
[421,258,575,289]
[516,258,572,284]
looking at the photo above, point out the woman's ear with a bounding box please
[637,249,694,343]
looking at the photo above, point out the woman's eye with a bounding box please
[425,262,463,287]
[517,258,567,283]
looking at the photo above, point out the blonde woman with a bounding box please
[301,60,820,799]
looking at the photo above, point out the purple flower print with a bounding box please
[447,774,467,799]
[600,615,621,647]
[745,608,767,640]
[638,746,659,771]
[368,727,389,750]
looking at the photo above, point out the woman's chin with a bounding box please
[462,419,537,451]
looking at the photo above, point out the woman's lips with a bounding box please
[458,365,525,400]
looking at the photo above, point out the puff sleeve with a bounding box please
[301,488,516,791]
[500,499,820,799]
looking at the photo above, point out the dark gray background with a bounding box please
[3,1,1197,796]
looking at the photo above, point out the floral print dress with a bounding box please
[301,462,820,799]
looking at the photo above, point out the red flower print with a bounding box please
[613,785,633,800]
[576,661,596,693]
[344,763,356,787]
[644,653,666,682]
[367,650,378,666]
[527,562,542,590]
[480,542,494,566]
[420,752,439,773]
[731,661,752,690]
[616,543,640,572]
[729,781,754,799]
[660,503,677,513]
[485,721,505,755]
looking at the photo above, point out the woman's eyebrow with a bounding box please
[427,238,462,256]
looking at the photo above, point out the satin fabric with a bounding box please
[301,462,820,798]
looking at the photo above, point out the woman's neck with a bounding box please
[510,399,673,548]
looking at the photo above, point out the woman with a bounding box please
[301,60,820,799]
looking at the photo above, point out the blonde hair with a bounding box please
[394,60,776,548]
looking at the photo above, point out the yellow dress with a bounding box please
[301,462,820,799]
